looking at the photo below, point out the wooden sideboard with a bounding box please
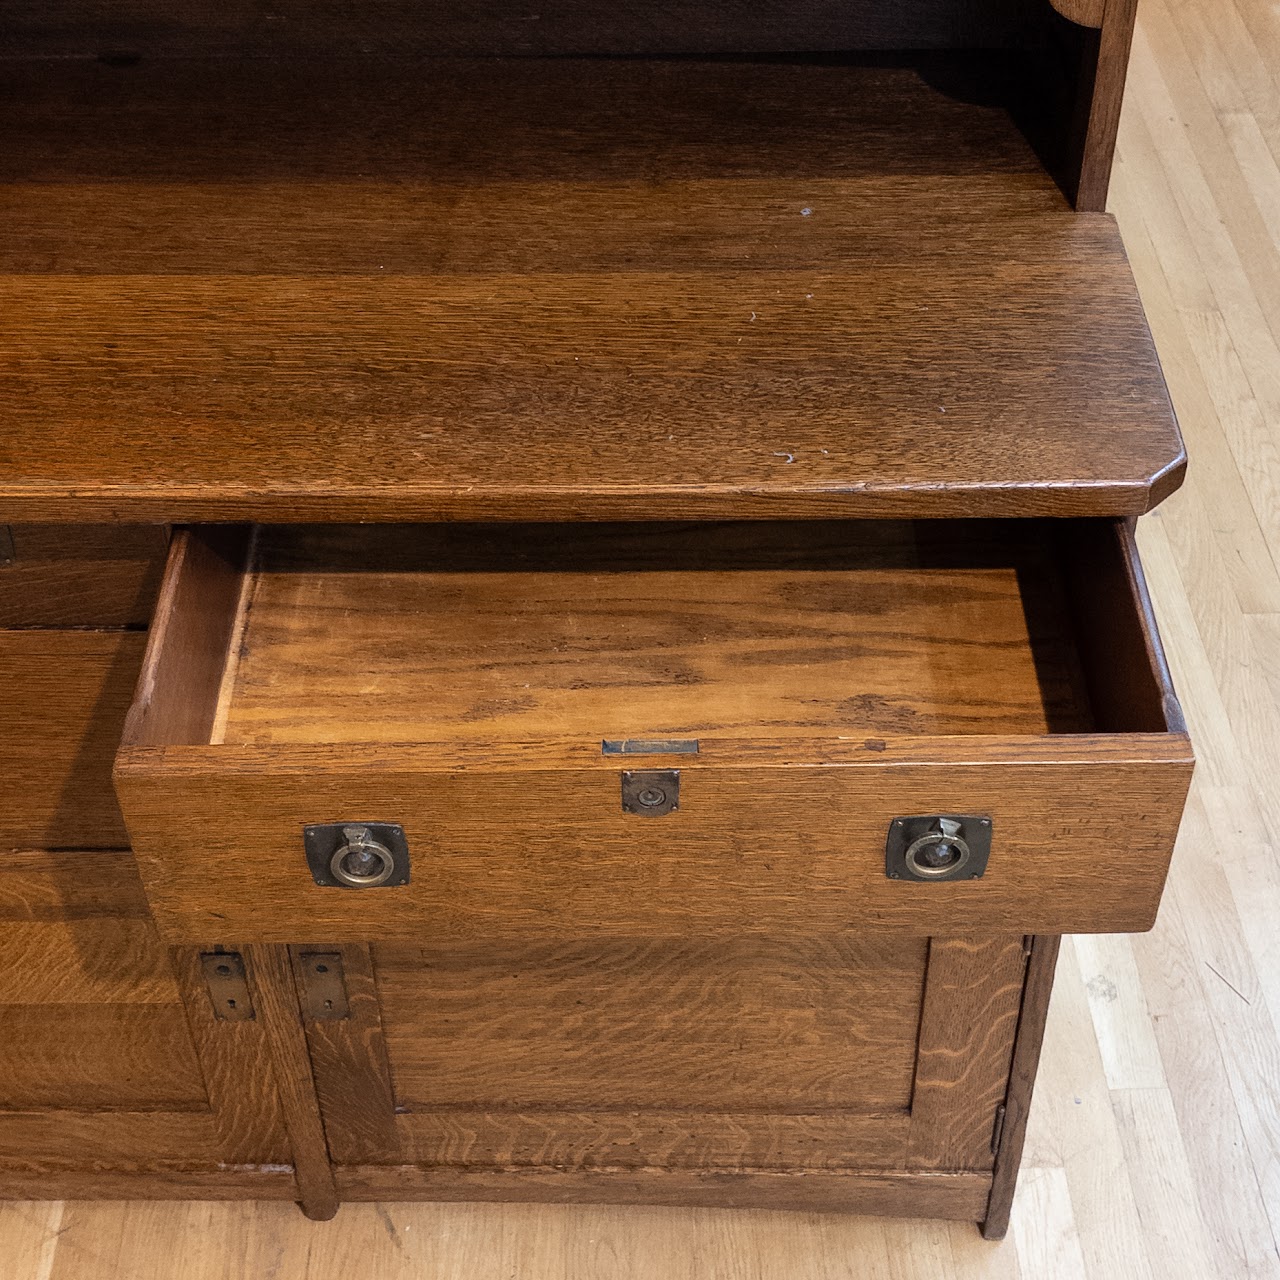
[0,0,1191,1236]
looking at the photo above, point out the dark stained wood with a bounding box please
[0,850,151,920]
[906,938,1028,1171]
[373,935,923,1117]
[0,57,1064,238]
[333,1164,993,1217]
[0,629,146,849]
[983,935,1062,1239]
[224,522,1094,745]
[1076,0,1141,212]
[293,945,401,1167]
[115,520,1193,942]
[122,527,251,749]
[244,945,340,1221]
[389,1111,912,1174]
[1059,519,1188,734]
[0,1005,206,1109]
[1,0,1038,59]
[169,949,293,1168]
[0,225,1184,523]
[0,524,166,627]
[0,58,1182,521]
[0,853,292,1176]
[0,1166,297,1199]
[1049,0,1106,23]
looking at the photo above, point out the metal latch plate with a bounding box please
[296,952,351,1021]
[200,952,255,1021]
[621,770,680,816]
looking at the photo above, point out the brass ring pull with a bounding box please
[328,825,397,888]
[903,821,972,880]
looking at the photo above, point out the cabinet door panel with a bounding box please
[300,934,1029,1211]
[0,852,291,1176]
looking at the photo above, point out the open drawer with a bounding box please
[114,520,1192,943]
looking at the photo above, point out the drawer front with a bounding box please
[120,738,1190,942]
[0,524,166,626]
[0,851,291,1171]
[1,629,147,849]
[114,520,1193,943]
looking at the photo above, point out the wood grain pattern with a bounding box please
[0,850,151,920]
[0,854,294,1180]
[0,56,1181,520]
[0,1112,226,1168]
[1076,0,1141,210]
[293,945,401,1168]
[0,921,179,1003]
[0,0,1038,58]
[0,1006,206,1110]
[907,938,1029,1171]
[0,226,1182,523]
[0,630,145,849]
[244,946,339,1221]
[387,1111,912,1174]
[0,57,1063,240]
[0,1167,296,1201]
[222,522,1094,745]
[168,949,293,1168]
[118,736,1192,944]
[123,526,249,749]
[309,936,1029,1180]
[374,936,924,1113]
[116,518,1192,940]
[0,525,166,627]
[983,935,1061,1239]
[332,1165,993,1218]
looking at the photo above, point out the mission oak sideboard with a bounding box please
[0,0,1191,1236]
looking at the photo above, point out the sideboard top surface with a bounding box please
[0,55,1183,521]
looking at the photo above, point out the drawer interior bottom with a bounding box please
[211,520,1111,747]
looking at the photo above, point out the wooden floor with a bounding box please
[4,0,1280,1273]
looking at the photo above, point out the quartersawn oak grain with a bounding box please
[982,934,1062,1239]
[0,57,1182,521]
[300,936,1015,1203]
[0,852,293,1178]
[0,629,146,849]
[332,1165,994,1219]
[222,522,1093,745]
[0,524,167,627]
[115,520,1194,941]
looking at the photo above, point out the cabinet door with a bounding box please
[297,935,1029,1217]
[0,852,294,1199]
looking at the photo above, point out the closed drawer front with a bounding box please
[0,524,166,627]
[1,629,146,849]
[114,519,1193,943]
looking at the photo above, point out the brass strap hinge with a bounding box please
[297,952,351,1021]
[200,951,255,1021]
